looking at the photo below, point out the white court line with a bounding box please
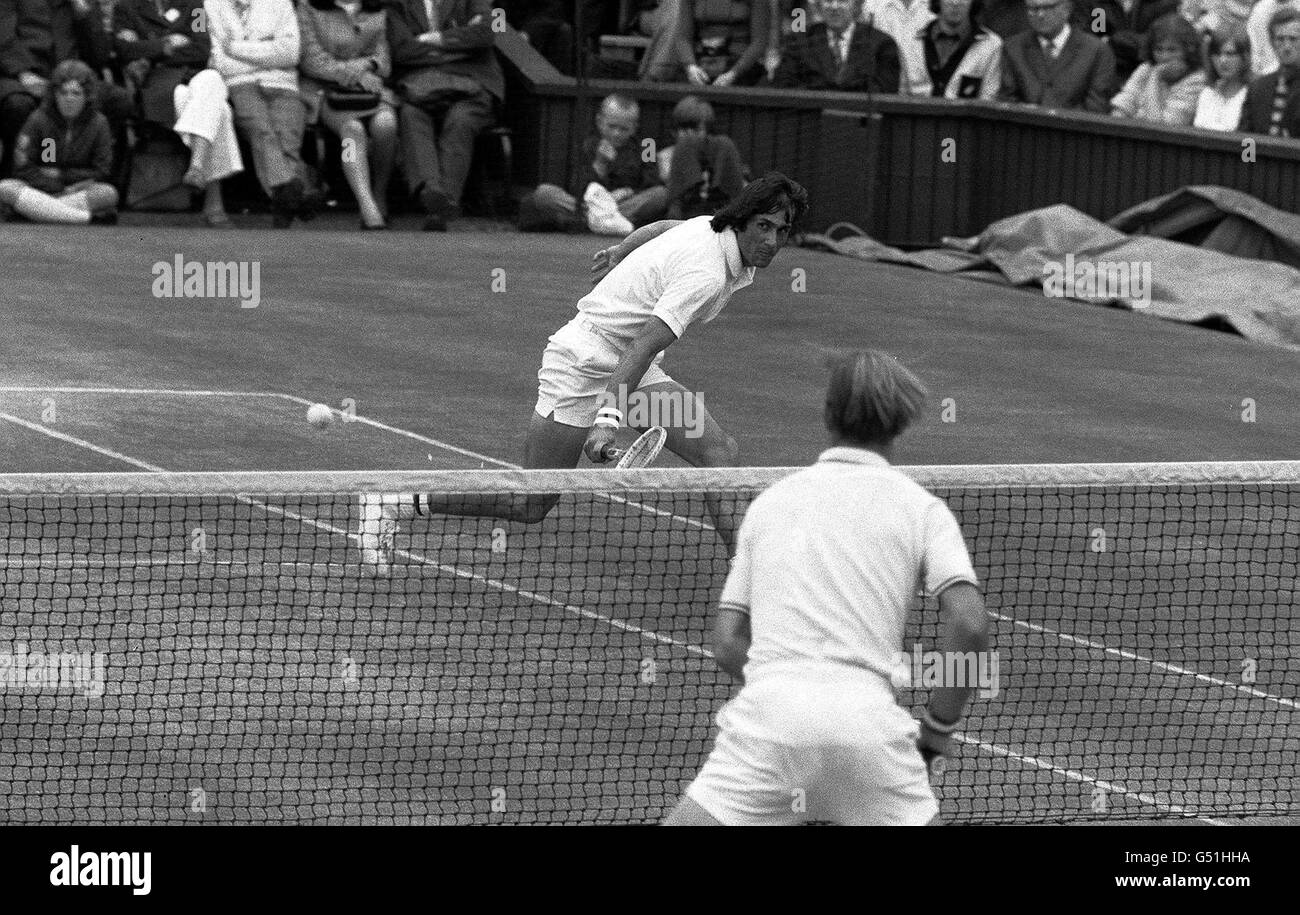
[0,385,713,531]
[0,410,708,658]
[994,611,1300,712]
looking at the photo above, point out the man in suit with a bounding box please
[1239,6,1300,136]
[387,0,504,230]
[998,0,1116,111]
[773,0,901,92]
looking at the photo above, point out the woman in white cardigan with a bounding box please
[898,0,1002,100]
[1193,26,1250,130]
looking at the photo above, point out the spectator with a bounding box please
[646,0,773,85]
[864,0,938,89]
[0,0,131,179]
[113,0,241,228]
[981,0,1030,38]
[998,0,1116,111]
[1247,0,1297,76]
[1070,0,1176,84]
[387,0,504,232]
[659,95,749,218]
[772,0,901,91]
[1239,5,1300,135]
[1193,24,1249,128]
[298,0,397,231]
[517,93,668,236]
[1110,12,1206,123]
[206,0,316,228]
[900,0,1004,98]
[0,60,118,223]
[1179,0,1252,36]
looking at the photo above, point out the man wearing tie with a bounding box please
[772,0,901,92]
[997,0,1116,111]
[1239,6,1300,136]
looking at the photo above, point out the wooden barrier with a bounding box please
[496,32,1300,246]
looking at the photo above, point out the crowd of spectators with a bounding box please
[0,0,1296,230]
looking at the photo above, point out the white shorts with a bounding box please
[534,318,675,427]
[685,679,940,826]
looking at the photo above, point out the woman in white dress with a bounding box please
[1192,26,1250,130]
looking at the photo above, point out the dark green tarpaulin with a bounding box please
[806,185,1300,351]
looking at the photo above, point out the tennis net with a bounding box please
[0,463,1296,824]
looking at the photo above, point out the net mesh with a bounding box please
[0,464,1296,825]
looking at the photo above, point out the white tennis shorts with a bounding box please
[534,318,675,427]
[685,679,940,826]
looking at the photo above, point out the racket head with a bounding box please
[615,426,667,469]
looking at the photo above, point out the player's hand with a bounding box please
[591,243,625,284]
[584,425,616,463]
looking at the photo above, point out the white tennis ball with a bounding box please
[306,403,333,427]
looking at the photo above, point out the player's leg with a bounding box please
[634,378,740,554]
[357,412,586,575]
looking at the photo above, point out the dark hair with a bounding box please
[710,171,809,233]
[309,0,386,11]
[672,95,716,130]
[1146,13,1201,69]
[1270,5,1300,37]
[1203,25,1250,82]
[823,350,928,447]
[41,59,98,119]
[928,0,985,26]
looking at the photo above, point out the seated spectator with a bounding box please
[1193,24,1250,128]
[1238,5,1300,135]
[1110,13,1206,123]
[658,95,749,218]
[900,0,1004,98]
[517,93,668,236]
[772,0,901,91]
[206,0,315,228]
[114,0,242,228]
[864,0,939,90]
[1248,0,1298,77]
[0,0,131,179]
[298,0,397,231]
[1179,0,1252,36]
[645,0,772,85]
[1070,0,1176,84]
[0,60,118,223]
[998,0,1116,112]
[387,0,504,232]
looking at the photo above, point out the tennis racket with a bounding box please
[601,426,667,469]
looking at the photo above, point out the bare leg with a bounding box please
[662,795,723,825]
[184,136,211,188]
[338,119,384,228]
[203,181,226,217]
[368,106,398,220]
[635,380,740,555]
[419,411,588,523]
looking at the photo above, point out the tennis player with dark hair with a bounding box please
[664,350,992,825]
[358,172,809,575]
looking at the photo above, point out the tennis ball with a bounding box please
[306,403,333,427]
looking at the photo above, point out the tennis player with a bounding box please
[664,351,992,826]
[358,172,809,575]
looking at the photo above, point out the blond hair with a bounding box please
[823,350,928,445]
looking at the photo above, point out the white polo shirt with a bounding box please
[575,215,755,343]
[719,446,978,696]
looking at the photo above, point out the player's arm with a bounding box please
[590,220,684,285]
[712,607,751,681]
[917,582,991,764]
[582,317,677,461]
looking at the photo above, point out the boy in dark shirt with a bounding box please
[518,92,668,235]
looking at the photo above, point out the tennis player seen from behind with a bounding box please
[664,350,992,825]
[358,172,809,575]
